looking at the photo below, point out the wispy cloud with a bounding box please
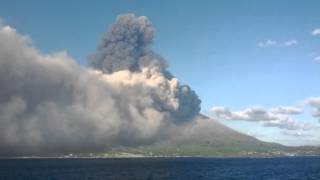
[270,106,303,115]
[305,97,320,120]
[314,56,320,62]
[280,131,312,138]
[210,105,316,131]
[211,106,277,122]
[312,28,320,36]
[258,39,298,48]
[264,118,314,131]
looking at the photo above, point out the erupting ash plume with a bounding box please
[0,14,201,156]
[90,14,160,73]
[89,14,201,120]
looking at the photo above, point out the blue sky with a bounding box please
[1,0,320,146]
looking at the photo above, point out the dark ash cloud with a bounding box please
[89,14,161,73]
[0,14,201,156]
[89,14,201,120]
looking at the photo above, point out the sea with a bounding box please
[0,156,319,180]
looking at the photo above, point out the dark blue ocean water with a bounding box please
[0,156,319,180]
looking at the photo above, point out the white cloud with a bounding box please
[280,131,312,138]
[283,39,298,47]
[270,106,303,115]
[258,39,298,48]
[258,40,277,47]
[210,105,315,131]
[211,106,276,121]
[306,97,320,119]
[314,56,320,62]
[312,28,320,36]
[264,118,314,131]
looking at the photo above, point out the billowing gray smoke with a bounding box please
[0,14,201,156]
[89,14,161,73]
[89,14,201,120]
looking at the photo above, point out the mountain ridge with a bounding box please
[2,115,319,158]
[94,115,320,157]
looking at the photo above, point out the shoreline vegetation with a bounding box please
[2,149,319,159]
[1,155,320,159]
